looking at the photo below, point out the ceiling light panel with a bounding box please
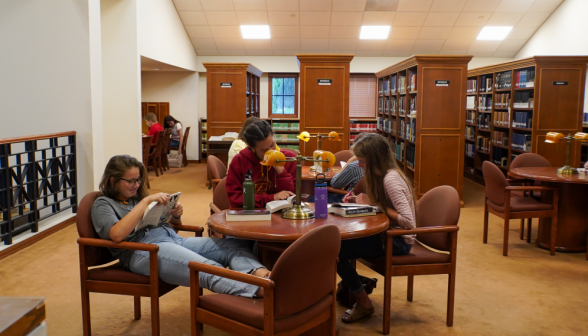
[476,26,513,40]
[240,25,271,39]
[360,26,391,39]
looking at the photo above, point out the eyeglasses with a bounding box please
[120,178,142,186]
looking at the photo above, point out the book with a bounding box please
[135,192,181,232]
[226,209,271,222]
[266,195,296,213]
[209,132,239,142]
[328,203,380,218]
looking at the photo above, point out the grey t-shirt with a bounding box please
[91,196,169,268]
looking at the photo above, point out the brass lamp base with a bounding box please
[282,205,314,220]
[557,165,578,175]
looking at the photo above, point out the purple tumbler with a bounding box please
[314,173,328,219]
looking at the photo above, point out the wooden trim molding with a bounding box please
[268,73,299,119]
[202,63,262,77]
[376,55,473,77]
[296,54,354,65]
[0,215,76,260]
[0,131,76,145]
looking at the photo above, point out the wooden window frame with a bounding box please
[268,73,299,119]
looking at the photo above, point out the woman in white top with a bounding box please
[227,117,260,167]
[164,115,183,149]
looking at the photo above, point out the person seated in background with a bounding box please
[226,120,296,208]
[163,115,183,149]
[337,133,415,323]
[91,155,270,298]
[308,133,368,204]
[227,117,260,167]
[144,113,164,144]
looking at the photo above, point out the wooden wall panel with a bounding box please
[418,135,461,197]
[536,68,584,132]
[420,68,464,130]
[535,134,582,168]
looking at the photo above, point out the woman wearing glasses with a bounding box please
[91,155,270,298]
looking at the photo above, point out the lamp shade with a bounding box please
[545,132,564,143]
[260,150,286,166]
[298,131,311,142]
[573,132,588,141]
[328,131,341,141]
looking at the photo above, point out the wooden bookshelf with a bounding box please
[270,118,301,153]
[199,117,207,163]
[464,56,588,185]
[350,119,378,146]
[376,55,473,204]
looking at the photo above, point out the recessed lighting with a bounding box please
[240,25,270,39]
[476,26,513,40]
[360,26,391,40]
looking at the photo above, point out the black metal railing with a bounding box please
[0,132,77,245]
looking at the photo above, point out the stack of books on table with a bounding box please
[226,209,271,222]
[328,203,380,218]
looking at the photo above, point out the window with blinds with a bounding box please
[349,74,377,118]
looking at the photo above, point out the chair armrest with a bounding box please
[211,178,222,184]
[327,187,349,195]
[188,261,274,289]
[386,226,459,236]
[77,237,158,252]
[209,202,222,214]
[171,224,204,236]
[506,186,558,191]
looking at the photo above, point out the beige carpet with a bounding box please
[1,163,587,335]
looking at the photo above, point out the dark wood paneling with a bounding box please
[536,68,584,131]
[420,68,464,130]
[536,134,582,168]
[418,135,461,197]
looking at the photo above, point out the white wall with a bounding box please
[141,71,200,160]
[0,0,95,197]
[515,0,588,112]
[101,0,142,162]
[138,0,198,71]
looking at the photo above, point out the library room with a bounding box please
[2,0,588,335]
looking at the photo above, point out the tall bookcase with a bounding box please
[464,56,588,185]
[376,55,473,204]
[199,117,207,163]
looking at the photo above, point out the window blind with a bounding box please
[349,75,377,118]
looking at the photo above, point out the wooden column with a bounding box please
[296,54,354,158]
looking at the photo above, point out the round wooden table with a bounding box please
[510,167,588,252]
[207,203,389,242]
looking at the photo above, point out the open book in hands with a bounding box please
[266,194,310,213]
[135,192,181,232]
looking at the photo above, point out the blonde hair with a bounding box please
[144,113,158,123]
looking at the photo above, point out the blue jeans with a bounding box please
[129,226,265,298]
[337,234,412,295]
[170,139,180,147]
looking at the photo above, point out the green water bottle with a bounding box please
[243,169,255,210]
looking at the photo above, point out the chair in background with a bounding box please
[334,150,353,166]
[189,225,341,336]
[181,126,191,167]
[483,161,559,256]
[358,186,461,335]
[208,178,230,239]
[77,192,204,336]
[160,128,171,171]
[147,131,165,177]
[141,136,152,189]
[206,155,227,191]
[508,153,552,242]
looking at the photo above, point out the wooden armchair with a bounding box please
[141,136,152,189]
[207,155,227,191]
[76,192,204,336]
[147,131,165,176]
[160,128,171,171]
[181,126,191,167]
[189,225,340,336]
[358,185,461,335]
[483,161,558,256]
[334,150,353,166]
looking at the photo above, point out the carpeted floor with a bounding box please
[1,163,587,335]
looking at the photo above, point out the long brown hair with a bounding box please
[98,155,149,201]
[352,133,415,213]
[238,117,260,140]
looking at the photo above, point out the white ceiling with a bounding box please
[173,0,564,57]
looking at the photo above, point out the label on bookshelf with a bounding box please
[220,83,232,88]
[435,80,450,86]
[553,81,568,85]
[317,79,332,85]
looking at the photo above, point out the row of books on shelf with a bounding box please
[201,144,207,152]
[495,71,512,90]
[405,118,416,142]
[480,75,493,93]
[479,96,492,111]
[467,79,477,93]
[477,136,490,152]
[280,145,299,151]
[494,112,509,126]
[465,143,475,158]
[466,111,476,124]
[274,134,299,142]
[377,117,397,135]
[391,139,405,161]
[465,126,475,140]
[201,121,207,129]
[583,113,588,126]
[350,122,377,131]
[273,122,300,131]
[406,146,415,169]
[399,96,406,115]
[513,92,534,108]
[409,97,417,114]
[495,93,510,108]
[491,131,508,146]
[378,98,397,114]
[379,75,398,94]
[408,72,417,92]
[466,96,476,109]
[398,76,407,93]
[478,113,491,130]
[512,111,532,128]
[515,69,535,88]
[512,133,532,152]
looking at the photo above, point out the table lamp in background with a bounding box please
[544,132,588,174]
[298,131,341,173]
[261,149,336,219]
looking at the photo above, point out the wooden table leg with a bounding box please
[537,182,588,252]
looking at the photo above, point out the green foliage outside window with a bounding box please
[272,77,295,114]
